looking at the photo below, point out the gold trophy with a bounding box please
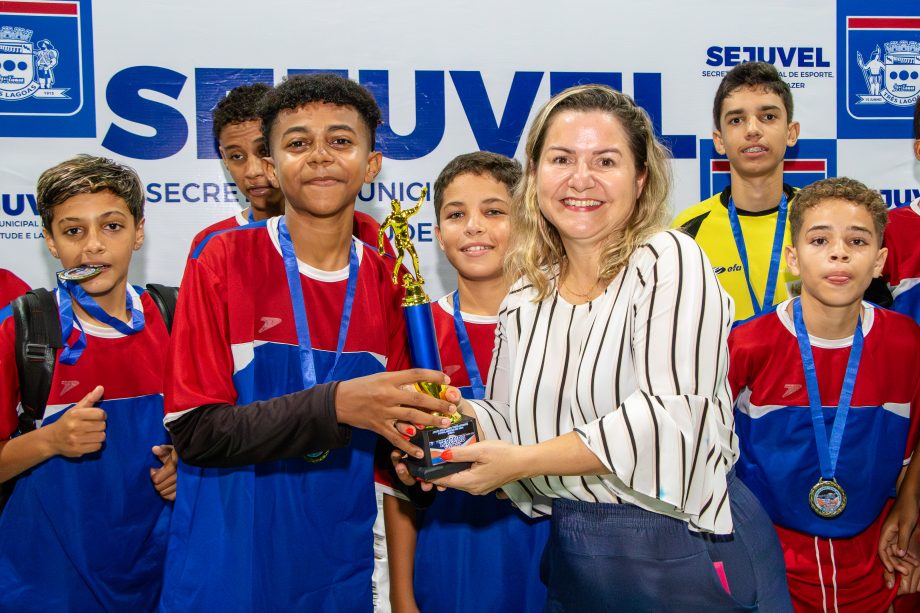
[379,188,478,480]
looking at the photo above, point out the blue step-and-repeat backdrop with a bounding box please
[1,0,917,298]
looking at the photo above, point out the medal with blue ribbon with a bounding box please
[728,193,788,319]
[451,290,485,400]
[56,267,146,365]
[278,216,359,463]
[792,298,863,519]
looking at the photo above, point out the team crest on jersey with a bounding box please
[838,3,920,138]
[0,0,94,137]
[698,139,836,201]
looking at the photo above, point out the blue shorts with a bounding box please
[541,471,792,612]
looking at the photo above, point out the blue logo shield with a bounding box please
[838,2,920,138]
[0,0,94,137]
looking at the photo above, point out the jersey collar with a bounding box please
[719,183,796,217]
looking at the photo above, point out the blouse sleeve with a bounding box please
[576,231,737,533]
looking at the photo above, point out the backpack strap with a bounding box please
[145,284,179,334]
[11,288,62,433]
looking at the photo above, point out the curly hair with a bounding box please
[789,177,888,243]
[212,82,272,140]
[433,152,522,222]
[259,74,382,152]
[507,84,672,301]
[36,155,145,231]
[712,62,793,129]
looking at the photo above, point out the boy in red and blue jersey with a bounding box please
[161,74,454,612]
[383,152,550,613]
[729,177,920,611]
[0,155,177,611]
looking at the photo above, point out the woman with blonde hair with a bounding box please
[433,85,792,610]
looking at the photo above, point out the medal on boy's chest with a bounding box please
[809,479,847,518]
[792,298,863,520]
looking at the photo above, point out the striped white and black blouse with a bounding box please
[468,230,739,534]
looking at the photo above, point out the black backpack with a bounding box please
[1,284,178,509]
[10,283,179,434]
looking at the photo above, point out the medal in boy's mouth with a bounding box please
[57,264,108,282]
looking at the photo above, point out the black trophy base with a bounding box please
[405,415,478,481]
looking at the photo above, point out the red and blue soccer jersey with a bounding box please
[162,216,408,612]
[730,301,920,538]
[410,294,549,613]
[0,268,29,309]
[883,199,920,323]
[729,302,920,608]
[0,286,171,611]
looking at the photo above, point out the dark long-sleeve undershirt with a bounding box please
[166,381,351,467]
[167,380,435,506]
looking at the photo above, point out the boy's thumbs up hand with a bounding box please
[44,385,107,458]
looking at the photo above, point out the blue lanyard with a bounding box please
[247,208,255,223]
[57,279,145,365]
[792,298,864,481]
[451,290,485,399]
[727,193,788,316]
[277,216,358,388]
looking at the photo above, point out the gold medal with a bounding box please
[809,479,846,518]
[57,264,106,282]
[303,450,329,463]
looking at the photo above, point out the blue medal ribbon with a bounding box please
[277,216,359,390]
[450,290,485,400]
[278,217,358,462]
[792,298,864,482]
[247,207,255,223]
[57,278,145,365]
[727,193,788,317]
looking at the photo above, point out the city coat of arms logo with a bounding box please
[855,40,920,107]
[0,0,94,137]
[839,12,920,137]
[0,25,68,100]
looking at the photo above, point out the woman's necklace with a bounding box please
[562,276,602,301]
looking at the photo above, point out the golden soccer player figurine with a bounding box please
[377,188,473,478]
[379,188,426,289]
